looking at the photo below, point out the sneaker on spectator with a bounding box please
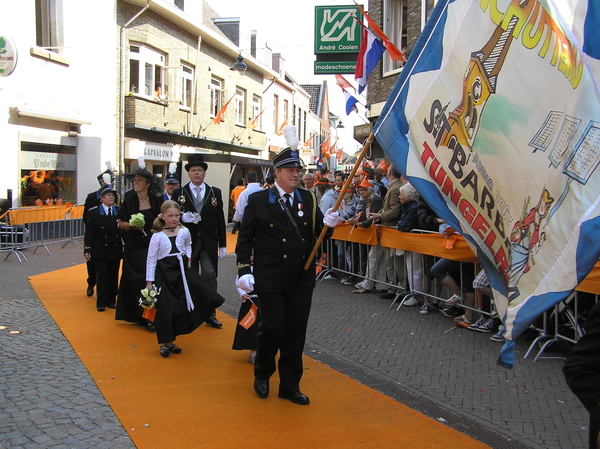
[442,305,465,318]
[490,325,505,342]
[420,303,431,315]
[353,287,371,294]
[475,318,495,333]
[403,296,420,306]
[431,301,443,311]
[468,315,487,331]
[355,282,364,289]
[342,278,356,285]
[323,274,337,280]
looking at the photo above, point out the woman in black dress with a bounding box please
[116,167,161,329]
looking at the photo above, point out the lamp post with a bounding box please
[230,53,248,74]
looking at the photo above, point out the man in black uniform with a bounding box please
[172,154,227,328]
[235,144,340,405]
[83,168,116,297]
[83,184,122,311]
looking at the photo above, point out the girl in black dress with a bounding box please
[146,200,225,357]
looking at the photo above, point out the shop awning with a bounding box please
[13,103,91,125]
[125,124,262,156]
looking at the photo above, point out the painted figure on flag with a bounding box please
[374,0,600,368]
[507,188,554,300]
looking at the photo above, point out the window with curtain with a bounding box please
[180,63,194,109]
[35,0,64,53]
[129,44,165,99]
[235,87,246,126]
[383,0,407,74]
[210,76,224,118]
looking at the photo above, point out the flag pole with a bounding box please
[304,131,375,271]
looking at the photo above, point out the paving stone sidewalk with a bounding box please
[0,242,589,448]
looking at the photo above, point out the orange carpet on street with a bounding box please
[31,258,489,448]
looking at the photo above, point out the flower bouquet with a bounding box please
[139,285,160,321]
[129,213,147,236]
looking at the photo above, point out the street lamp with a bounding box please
[230,53,248,73]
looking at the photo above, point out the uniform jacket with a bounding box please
[83,205,122,262]
[236,187,327,293]
[172,182,227,274]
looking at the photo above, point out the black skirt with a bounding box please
[153,253,225,344]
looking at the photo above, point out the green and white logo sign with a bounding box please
[0,35,17,77]
[315,5,362,54]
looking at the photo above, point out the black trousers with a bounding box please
[86,260,96,288]
[95,260,121,309]
[254,286,313,393]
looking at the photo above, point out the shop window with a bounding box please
[129,44,165,100]
[19,142,76,206]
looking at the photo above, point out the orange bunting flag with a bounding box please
[335,74,356,93]
[321,137,330,153]
[303,131,318,148]
[248,108,266,130]
[354,1,405,62]
[277,116,291,135]
[239,302,258,329]
[213,95,235,124]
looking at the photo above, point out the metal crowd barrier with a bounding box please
[316,223,596,358]
[0,204,84,262]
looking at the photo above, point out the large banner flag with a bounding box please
[374,0,600,368]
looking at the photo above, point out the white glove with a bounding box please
[237,274,255,292]
[323,208,341,228]
[181,212,195,223]
[218,247,227,259]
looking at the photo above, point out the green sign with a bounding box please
[315,5,362,54]
[314,61,357,74]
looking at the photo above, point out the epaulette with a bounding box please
[237,263,251,270]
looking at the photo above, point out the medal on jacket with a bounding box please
[211,196,217,207]
[297,203,304,217]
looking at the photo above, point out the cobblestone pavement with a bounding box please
[0,242,589,448]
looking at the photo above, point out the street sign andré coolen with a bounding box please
[314,5,362,75]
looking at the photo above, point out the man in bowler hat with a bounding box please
[235,146,341,404]
[172,154,226,328]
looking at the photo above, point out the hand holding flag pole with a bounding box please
[304,132,375,271]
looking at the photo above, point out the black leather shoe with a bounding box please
[206,317,222,328]
[97,307,105,312]
[107,304,117,309]
[278,390,310,405]
[380,292,396,300]
[254,379,269,399]
[86,286,94,297]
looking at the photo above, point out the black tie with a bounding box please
[107,208,111,216]
[284,193,292,210]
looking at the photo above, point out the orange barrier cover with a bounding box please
[378,226,479,263]
[576,262,600,294]
[332,223,379,245]
[69,205,85,219]
[8,205,70,225]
